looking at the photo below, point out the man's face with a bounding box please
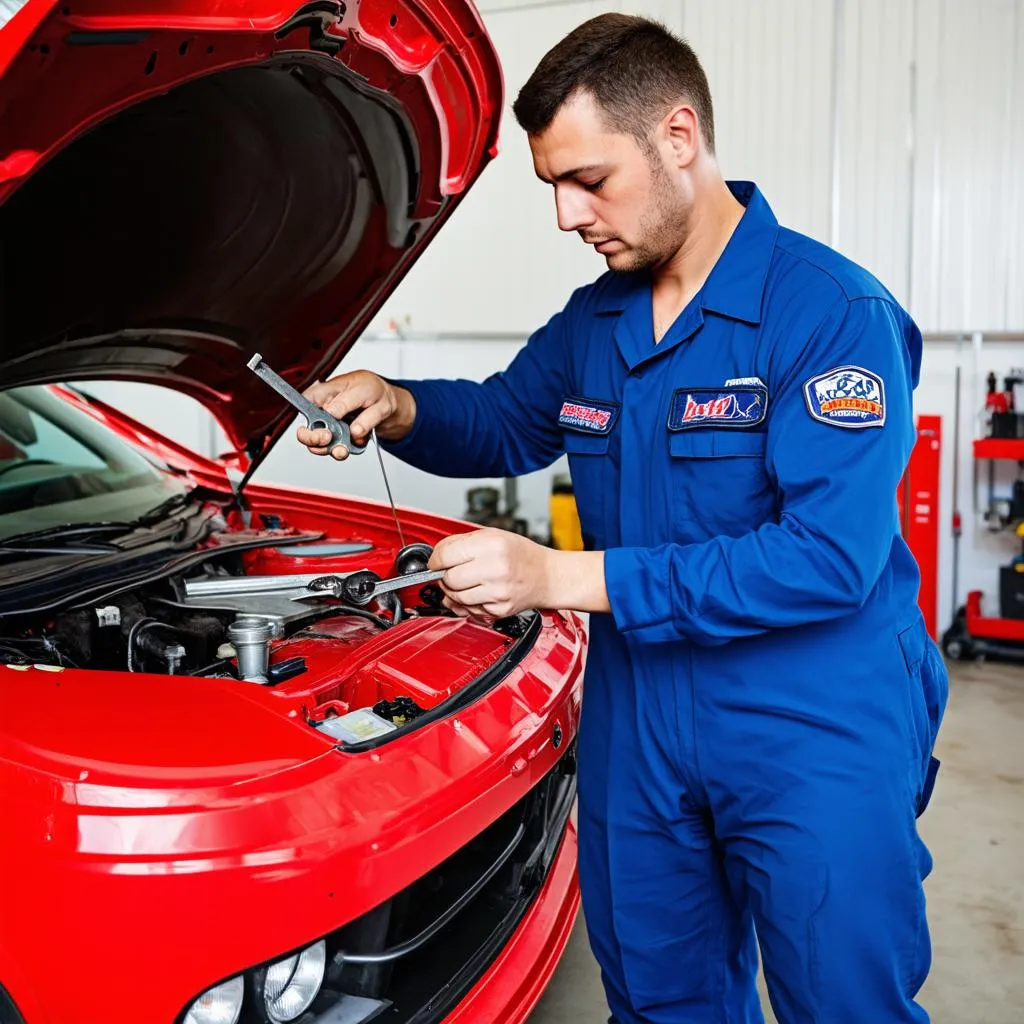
[528,90,691,273]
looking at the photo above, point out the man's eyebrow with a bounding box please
[537,164,607,184]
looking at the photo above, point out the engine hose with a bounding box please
[299,604,394,632]
[126,617,158,672]
[388,591,403,626]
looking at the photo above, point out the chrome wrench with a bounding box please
[303,568,446,606]
[247,352,366,455]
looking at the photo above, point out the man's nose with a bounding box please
[555,187,595,233]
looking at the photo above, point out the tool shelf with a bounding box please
[973,438,1024,460]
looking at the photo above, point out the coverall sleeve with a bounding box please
[380,298,577,478]
[604,296,921,645]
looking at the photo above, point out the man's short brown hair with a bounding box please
[512,14,715,154]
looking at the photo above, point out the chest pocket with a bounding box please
[563,430,617,550]
[667,430,775,539]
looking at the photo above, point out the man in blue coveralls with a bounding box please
[298,14,950,1023]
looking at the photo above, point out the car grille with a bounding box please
[301,741,578,1024]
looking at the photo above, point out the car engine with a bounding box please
[0,541,458,679]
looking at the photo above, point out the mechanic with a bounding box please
[297,14,949,1024]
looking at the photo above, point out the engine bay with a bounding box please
[0,540,449,674]
[0,519,534,747]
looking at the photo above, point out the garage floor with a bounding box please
[529,659,1024,1024]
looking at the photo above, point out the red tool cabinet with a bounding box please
[898,415,942,640]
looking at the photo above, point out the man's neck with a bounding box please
[653,177,745,314]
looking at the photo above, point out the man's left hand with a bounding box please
[427,528,554,622]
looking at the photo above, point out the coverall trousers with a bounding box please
[577,613,946,1024]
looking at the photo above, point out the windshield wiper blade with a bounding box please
[0,542,120,556]
[0,492,202,552]
[0,523,134,548]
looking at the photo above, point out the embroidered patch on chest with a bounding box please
[558,397,619,434]
[803,366,885,428]
[667,386,768,430]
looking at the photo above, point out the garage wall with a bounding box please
[367,0,1024,336]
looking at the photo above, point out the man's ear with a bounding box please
[662,104,700,168]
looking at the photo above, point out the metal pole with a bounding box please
[905,0,918,310]
[503,476,519,517]
[829,0,845,249]
[951,360,962,618]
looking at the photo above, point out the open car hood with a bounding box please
[0,0,501,460]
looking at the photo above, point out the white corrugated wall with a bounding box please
[908,0,1024,331]
[0,1,28,28]
[680,0,836,245]
[370,0,1024,336]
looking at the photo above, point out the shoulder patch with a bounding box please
[558,397,619,434]
[668,386,768,431]
[803,366,885,428]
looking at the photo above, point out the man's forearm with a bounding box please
[542,549,611,614]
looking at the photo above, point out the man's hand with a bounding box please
[428,528,611,621]
[296,371,417,459]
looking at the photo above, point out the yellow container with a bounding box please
[549,474,584,551]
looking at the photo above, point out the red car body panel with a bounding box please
[0,1,586,1021]
[1,599,584,1023]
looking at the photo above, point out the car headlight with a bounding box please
[258,940,327,1022]
[184,976,244,1024]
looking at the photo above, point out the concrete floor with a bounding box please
[529,659,1024,1023]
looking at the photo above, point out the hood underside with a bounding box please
[0,0,501,455]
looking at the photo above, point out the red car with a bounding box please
[0,3,586,1023]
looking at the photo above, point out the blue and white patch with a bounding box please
[803,366,885,429]
[724,375,766,388]
[558,396,619,434]
[667,386,768,431]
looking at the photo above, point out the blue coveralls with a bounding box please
[383,182,949,1023]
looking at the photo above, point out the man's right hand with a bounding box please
[296,371,417,460]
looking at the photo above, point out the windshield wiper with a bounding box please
[133,491,197,526]
[0,523,129,550]
[0,491,202,555]
[0,541,121,556]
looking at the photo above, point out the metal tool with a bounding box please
[372,428,407,549]
[247,352,366,455]
[303,568,446,607]
[185,572,357,597]
[245,352,414,548]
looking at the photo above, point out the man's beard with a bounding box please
[608,159,690,274]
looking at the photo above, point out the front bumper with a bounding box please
[1,609,586,1024]
[442,818,579,1024]
[221,744,580,1024]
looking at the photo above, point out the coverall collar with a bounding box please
[599,181,779,371]
[700,181,779,324]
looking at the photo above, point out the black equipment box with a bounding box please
[999,565,1024,619]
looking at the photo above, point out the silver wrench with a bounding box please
[247,352,366,455]
[301,568,446,606]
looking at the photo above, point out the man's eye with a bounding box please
[582,178,606,193]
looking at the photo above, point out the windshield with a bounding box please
[0,386,186,541]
